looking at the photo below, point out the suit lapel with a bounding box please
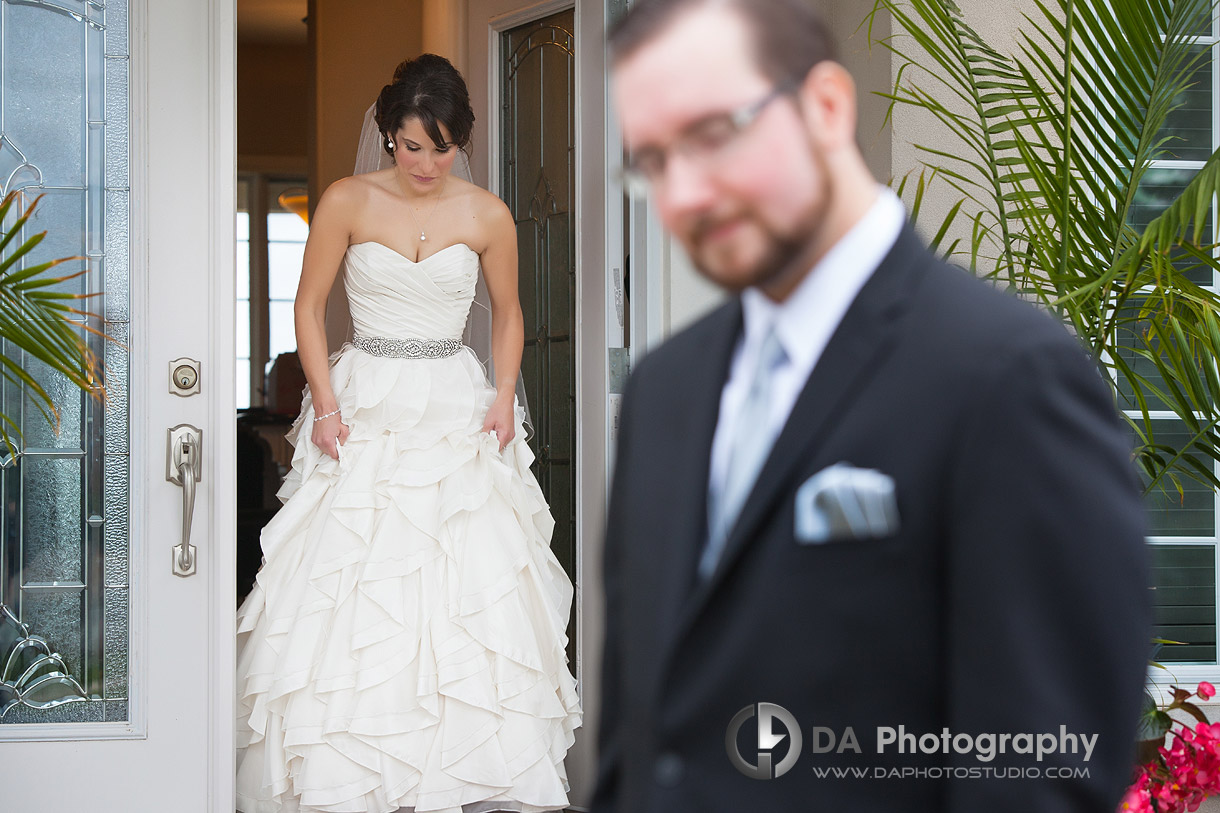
[675,225,926,631]
[650,298,742,659]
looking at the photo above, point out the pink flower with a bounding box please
[1121,686,1220,812]
[1119,782,1152,813]
[1120,770,1156,812]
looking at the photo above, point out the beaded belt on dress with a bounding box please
[353,335,463,359]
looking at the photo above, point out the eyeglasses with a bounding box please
[621,81,796,196]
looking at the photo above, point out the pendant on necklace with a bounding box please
[401,174,446,246]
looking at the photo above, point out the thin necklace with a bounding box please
[398,174,447,242]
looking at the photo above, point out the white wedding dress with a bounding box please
[235,241,582,813]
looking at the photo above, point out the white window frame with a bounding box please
[1141,13,1220,684]
[237,171,307,410]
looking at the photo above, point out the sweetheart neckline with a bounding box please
[349,240,477,264]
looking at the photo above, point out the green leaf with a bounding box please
[1138,705,1174,742]
[0,191,110,454]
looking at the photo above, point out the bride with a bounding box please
[235,53,582,813]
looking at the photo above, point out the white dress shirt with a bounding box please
[707,187,906,517]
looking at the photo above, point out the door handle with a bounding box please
[166,425,202,577]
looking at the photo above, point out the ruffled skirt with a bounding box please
[235,344,582,813]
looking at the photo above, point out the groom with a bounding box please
[593,0,1151,812]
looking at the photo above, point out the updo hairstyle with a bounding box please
[375,53,475,157]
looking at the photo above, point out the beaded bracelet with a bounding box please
[314,408,341,422]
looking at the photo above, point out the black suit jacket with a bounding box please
[592,225,1151,813]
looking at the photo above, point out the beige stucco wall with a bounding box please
[886,0,1035,258]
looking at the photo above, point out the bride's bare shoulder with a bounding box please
[450,179,511,223]
[443,178,511,249]
[314,171,395,229]
[329,168,395,201]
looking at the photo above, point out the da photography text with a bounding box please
[726,703,1099,780]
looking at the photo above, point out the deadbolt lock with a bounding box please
[169,358,201,396]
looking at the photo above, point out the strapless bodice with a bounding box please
[343,241,479,341]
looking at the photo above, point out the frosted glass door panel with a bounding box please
[0,0,131,725]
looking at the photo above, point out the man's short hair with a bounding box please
[608,0,839,86]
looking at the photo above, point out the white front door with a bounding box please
[0,1,235,809]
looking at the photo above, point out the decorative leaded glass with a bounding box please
[501,10,576,664]
[0,0,130,726]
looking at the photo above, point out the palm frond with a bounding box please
[871,0,1220,496]
[0,192,108,457]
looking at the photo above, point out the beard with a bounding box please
[686,146,833,296]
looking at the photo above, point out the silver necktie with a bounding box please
[699,326,788,581]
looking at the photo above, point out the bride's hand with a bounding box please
[311,412,350,460]
[481,394,516,451]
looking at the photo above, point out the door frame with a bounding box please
[203,0,238,803]
[468,0,572,196]
[466,1,610,804]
